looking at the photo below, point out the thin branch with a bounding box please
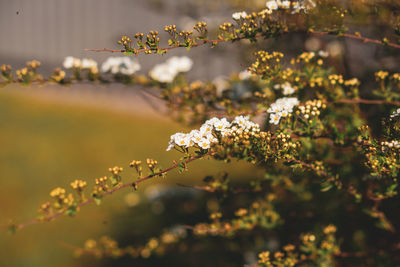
[85,29,400,56]
[13,153,208,231]
[336,98,400,106]
[311,31,400,50]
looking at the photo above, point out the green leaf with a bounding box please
[7,224,16,235]
[66,205,77,217]
[94,196,102,205]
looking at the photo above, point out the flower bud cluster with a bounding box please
[78,226,187,259]
[118,35,134,52]
[375,70,389,80]
[359,126,400,179]
[328,74,344,85]
[93,176,109,196]
[14,60,42,83]
[258,224,339,267]
[109,166,123,175]
[296,99,325,122]
[51,68,66,82]
[146,158,158,172]
[0,64,12,81]
[194,199,281,236]
[70,179,87,191]
[130,160,143,176]
[49,187,74,209]
[251,51,284,77]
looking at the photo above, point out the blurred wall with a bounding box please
[0,0,242,78]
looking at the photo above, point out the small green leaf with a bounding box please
[66,205,77,217]
[94,196,102,205]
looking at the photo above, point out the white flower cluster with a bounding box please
[273,82,295,95]
[390,108,400,118]
[232,11,247,20]
[63,57,99,73]
[238,69,253,80]
[167,116,260,151]
[318,50,329,58]
[265,0,315,13]
[101,57,141,75]
[267,97,299,125]
[63,57,81,69]
[381,140,400,150]
[149,56,193,83]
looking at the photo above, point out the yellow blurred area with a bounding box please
[0,86,261,267]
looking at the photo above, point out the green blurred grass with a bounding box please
[0,88,261,267]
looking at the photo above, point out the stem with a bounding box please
[13,153,207,232]
[85,29,400,55]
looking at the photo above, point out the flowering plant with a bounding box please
[3,0,400,266]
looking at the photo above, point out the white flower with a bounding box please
[282,83,295,95]
[214,118,230,131]
[63,56,81,69]
[101,57,141,75]
[174,133,192,148]
[238,69,253,80]
[204,117,221,126]
[390,108,400,118]
[269,113,281,125]
[149,63,176,83]
[82,58,97,69]
[198,138,211,149]
[318,50,329,58]
[200,123,213,135]
[266,0,278,10]
[190,130,203,144]
[166,141,175,151]
[81,58,98,72]
[213,76,229,96]
[232,115,250,128]
[166,56,193,73]
[149,56,193,83]
[279,0,291,9]
[205,133,218,143]
[232,11,247,20]
[220,128,232,137]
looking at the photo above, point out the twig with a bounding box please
[312,31,400,50]
[13,153,208,231]
[336,98,400,106]
[85,29,400,56]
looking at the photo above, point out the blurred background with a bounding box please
[1,0,400,266]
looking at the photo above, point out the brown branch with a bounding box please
[336,98,400,106]
[85,34,254,54]
[13,153,208,232]
[176,183,263,194]
[311,31,400,50]
[85,28,400,56]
